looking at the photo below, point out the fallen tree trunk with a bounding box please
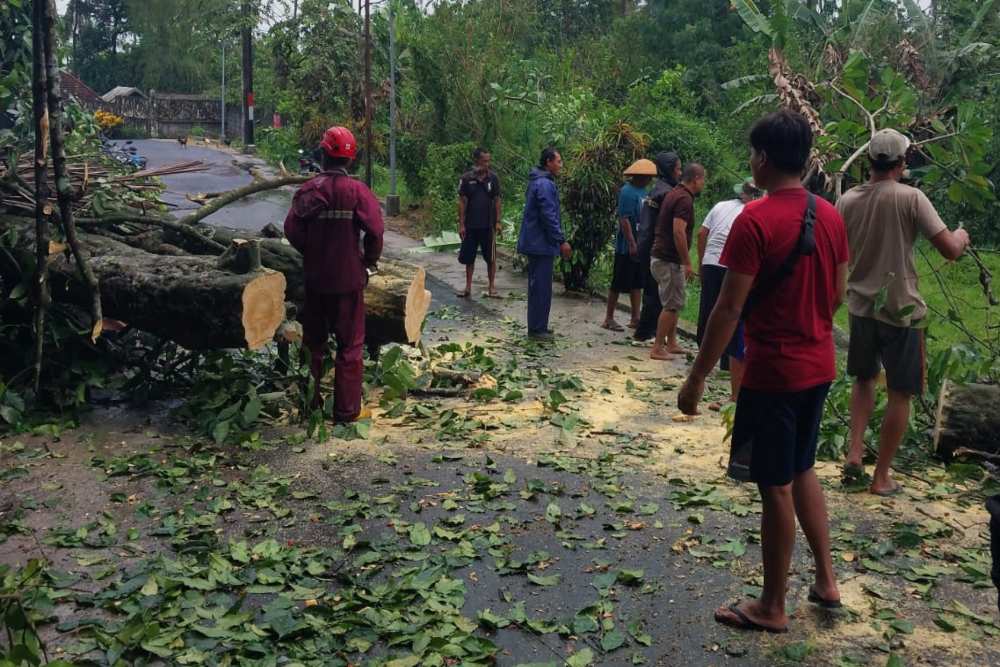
[1,218,286,349]
[111,222,432,345]
[933,380,1000,459]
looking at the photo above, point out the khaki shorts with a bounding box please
[650,258,686,311]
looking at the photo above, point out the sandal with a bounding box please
[871,483,902,497]
[715,603,788,634]
[807,586,843,609]
[842,462,865,483]
[601,321,625,332]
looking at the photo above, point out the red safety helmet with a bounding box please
[320,126,357,160]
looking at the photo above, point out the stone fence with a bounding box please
[111,91,241,140]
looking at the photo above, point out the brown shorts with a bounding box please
[650,258,686,311]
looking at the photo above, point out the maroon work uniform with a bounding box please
[284,169,384,422]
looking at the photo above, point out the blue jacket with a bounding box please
[517,167,565,256]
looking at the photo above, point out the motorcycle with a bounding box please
[298,148,321,174]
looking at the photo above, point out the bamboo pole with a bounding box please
[31,0,51,393]
[42,0,103,341]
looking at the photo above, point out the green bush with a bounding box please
[257,125,301,169]
[189,125,206,138]
[397,134,430,198]
[421,141,476,233]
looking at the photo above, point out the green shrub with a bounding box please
[421,141,476,232]
[257,125,301,169]
[397,134,430,197]
[189,125,206,138]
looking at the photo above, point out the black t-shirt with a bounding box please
[459,170,501,229]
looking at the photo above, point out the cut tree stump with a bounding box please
[367,260,432,345]
[933,380,1000,459]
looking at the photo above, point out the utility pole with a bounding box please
[386,0,400,215]
[363,0,373,187]
[241,0,255,149]
[221,40,226,140]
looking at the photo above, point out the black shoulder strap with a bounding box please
[743,193,817,315]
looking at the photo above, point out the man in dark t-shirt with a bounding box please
[649,163,705,360]
[679,111,848,634]
[457,147,502,298]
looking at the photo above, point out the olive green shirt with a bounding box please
[837,180,947,326]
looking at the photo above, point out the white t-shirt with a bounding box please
[701,199,745,268]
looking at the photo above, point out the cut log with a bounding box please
[933,380,1000,459]
[367,261,432,345]
[1,218,286,349]
[158,224,431,345]
[45,216,432,346]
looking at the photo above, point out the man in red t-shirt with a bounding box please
[678,111,849,633]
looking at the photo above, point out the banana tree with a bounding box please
[560,121,648,292]
[729,0,995,207]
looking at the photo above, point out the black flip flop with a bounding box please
[715,603,789,634]
[807,586,843,609]
[842,462,864,482]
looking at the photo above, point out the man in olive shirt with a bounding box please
[838,129,970,495]
[649,163,706,360]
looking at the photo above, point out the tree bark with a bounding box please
[121,223,433,345]
[933,380,1000,458]
[2,218,286,350]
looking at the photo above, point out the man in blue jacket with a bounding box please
[517,148,572,340]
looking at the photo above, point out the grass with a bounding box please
[672,238,1000,355]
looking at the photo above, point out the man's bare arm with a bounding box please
[930,227,970,261]
[673,217,691,268]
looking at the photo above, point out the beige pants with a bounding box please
[650,258,686,311]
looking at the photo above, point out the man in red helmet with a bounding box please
[284,126,384,423]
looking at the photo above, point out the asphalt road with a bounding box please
[121,139,492,319]
[118,138,292,230]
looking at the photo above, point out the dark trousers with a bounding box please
[526,254,554,334]
[302,289,365,423]
[634,252,661,340]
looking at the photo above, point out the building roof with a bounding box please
[102,86,145,103]
[59,71,107,110]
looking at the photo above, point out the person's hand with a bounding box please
[684,263,695,281]
[955,228,971,254]
[495,222,502,238]
[677,374,705,415]
[560,242,572,260]
[458,224,466,241]
[628,240,638,258]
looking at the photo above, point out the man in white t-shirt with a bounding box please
[695,179,763,403]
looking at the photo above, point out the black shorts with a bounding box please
[731,383,831,487]
[610,253,644,292]
[458,226,494,265]
[847,315,925,395]
[696,264,745,370]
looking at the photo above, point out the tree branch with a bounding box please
[174,174,310,227]
[829,83,876,137]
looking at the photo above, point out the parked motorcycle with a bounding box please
[298,148,321,174]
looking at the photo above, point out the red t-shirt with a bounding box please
[720,187,849,392]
